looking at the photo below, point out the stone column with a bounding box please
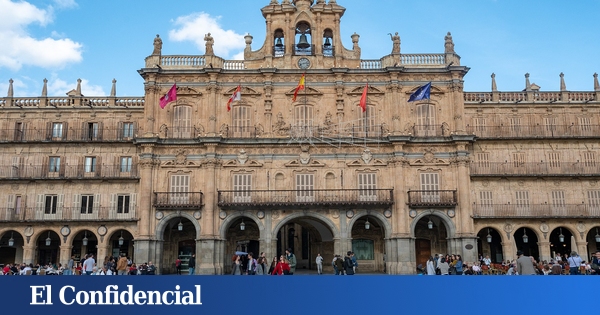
[577,241,589,261]
[197,151,218,274]
[22,244,35,264]
[538,241,551,262]
[456,154,474,238]
[451,82,466,134]
[59,245,72,267]
[134,149,156,264]
[144,84,158,135]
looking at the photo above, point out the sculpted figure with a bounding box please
[152,34,162,55]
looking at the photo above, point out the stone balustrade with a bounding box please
[465,91,598,103]
[0,96,144,108]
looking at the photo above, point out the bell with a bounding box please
[297,34,310,49]
[324,37,331,48]
[275,38,283,48]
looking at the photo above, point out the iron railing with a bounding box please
[0,127,137,142]
[0,207,136,222]
[472,204,600,218]
[218,189,394,209]
[407,190,458,207]
[154,192,204,208]
[466,124,600,139]
[0,164,139,180]
[470,162,600,177]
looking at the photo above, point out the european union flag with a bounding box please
[408,82,431,102]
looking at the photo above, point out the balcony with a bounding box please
[472,204,600,218]
[466,124,600,139]
[470,162,600,177]
[154,192,203,209]
[0,207,136,222]
[407,190,458,208]
[0,127,137,143]
[0,164,139,180]
[217,189,394,210]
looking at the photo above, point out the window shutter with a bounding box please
[96,156,102,176]
[130,193,137,215]
[36,194,44,212]
[73,194,81,211]
[117,122,123,140]
[110,194,116,212]
[94,193,101,215]
[7,194,14,210]
[59,155,65,177]
[62,122,68,140]
[98,122,104,140]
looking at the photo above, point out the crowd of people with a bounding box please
[421,250,600,275]
[1,253,158,276]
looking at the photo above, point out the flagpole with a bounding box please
[364,82,368,145]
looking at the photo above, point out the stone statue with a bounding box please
[204,33,214,55]
[273,112,290,136]
[152,34,162,55]
[441,122,450,136]
[159,124,168,138]
[389,32,401,54]
[444,32,455,54]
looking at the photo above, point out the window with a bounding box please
[583,151,596,167]
[359,105,378,137]
[293,105,314,137]
[515,191,530,215]
[588,190,600,211]
[84,157,97,173]
[479,191,493,214]
[49,157,61,172]
[173,106,192,138]
[117,195,130,214]
[579,117,592,132]
[509,117,521,134]
[473,118,486,132]
[415,104,436,136]
[232,106,252,137]
[512,152,525,167]
[14,122,24,141]
[476,152,490,168]
[358,173,377,201]
[52,123,63,138]
[86,123,100,140]
[233,174,252,202]
[81,195,94,214]
[352,239,374,260]
[120,157,132,172]
[544,117,557,133]
[420,173,440,202]
[45,195,58,214]
[170,174,190,204]
[551,190,565,214]
[547,152,561,168]
[295,174,314,202]
[122,122,134,138]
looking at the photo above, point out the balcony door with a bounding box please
[233,174,252,202]
[358,173,377,201]
[295,174,314,202]
[170,174,190,205]
[420,173,440,203]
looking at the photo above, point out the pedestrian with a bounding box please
[188,254,196,275]
[268,256,277,275]
[175,257,182,275]
[271,255,290,275]
[232,255,242,275]
[285,248,296,275]
[426,256,436,275]
[335,255,345,275]
[515,250,537,275]
[567,251,582,275]
[82,254,95,275]
[117,253,128,275]
[315,253,323,275]
[65,255,74,275]
[344,251,354,275]
[351,251,357,274]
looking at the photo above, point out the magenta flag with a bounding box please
[160,84,177,109]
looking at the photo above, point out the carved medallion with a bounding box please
[257,211,265,219]
[577,222,586,233]
[409,209,417,218]
[503,223,513,233]
[238,150,248,165]
[384,209,393,218]
[330,209,339,219]
[540,223,549,233]
[219,211,227,220]
[346,210,354,218]
[193,211,202,219]
[361,149,373,164]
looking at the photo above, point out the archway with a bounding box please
[36,230,61,266]
[414,215,449,270]
[585,227,600,261]
[107,229,134,262]
[158,214,198,275]
[476,227,503,263]
[72,229,98,264]
[224,216,261,274]
[349,213,386,273]
[549,226,574,261]
[0,230,23,265]
[514,227,540,261]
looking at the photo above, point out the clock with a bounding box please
[298,57,311,69]
[60,226,71,237]
[97,225,107,236]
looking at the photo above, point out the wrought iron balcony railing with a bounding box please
[154,192,204,208]
[472,204,600,218]
[407,190,458,207]
[0,164,139,180]
[466,124,600,139]
[0,207,136,222]
[217,189,394,209]
[0,127,137,142]
[470,162,600,177]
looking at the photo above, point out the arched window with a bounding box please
[415,103,436,137]
[323,29,334,57]
[231,105,252,137]
[295,22,312,55]
[173,106,192,138]
[273,29,284,57]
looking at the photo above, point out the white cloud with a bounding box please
[169,12,245,59]
[52,0,78,9]
[0,0,83,70]
[48,76,105,96]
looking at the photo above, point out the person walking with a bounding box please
[231,255,242,275]
[344,251,354,275]
[567,251,582,275]
[188,254,196,275]
[64,255,74,275]
[426,256,436,275]
[116,254,128,275]
[515,250,537,275]
[285,248,296,275]
[82,254,95,275]
[315,253,323,275]
[175,258,182,275]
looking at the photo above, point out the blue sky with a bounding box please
[1,0,599,97]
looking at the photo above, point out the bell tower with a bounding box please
[243,0,361,69]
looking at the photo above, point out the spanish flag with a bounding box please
[359,83,368,112]
[292,73,305,102]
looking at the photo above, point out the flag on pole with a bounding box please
[292,73,305,102]
[408,82,431,102]
[227,85,241,112]
[359,83,368,112]
[159,84,178,109]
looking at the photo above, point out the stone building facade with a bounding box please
[1,0,599,274]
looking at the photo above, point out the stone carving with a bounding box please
[300,145,311,165]
[204,33,214,55]
[361,149,373,164]
[321,112,335,135]
[403,123,414,135]
[152,34,162,55]
[381,122,389,135]
[238,150,248,165]
[255,124,264,137]
[159,124,168,138]
[441,122,450,136]
[219,124,229,137]
[444,32,454,54]
[175,149,187,165]
[273,112,290,136]
[389,32,401,54]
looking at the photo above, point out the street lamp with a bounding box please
[365,217,370,230]
[82,231,88,246]
[118,231,124,246]
[522,228,529,244]
[240,219,246,231]
[595,228,600,243]
[8,231,14,247]
[45,231,51,246]
[178,219,183,231]
[558,228,565,243]
[427,217,433,229]
[486,228,492,243]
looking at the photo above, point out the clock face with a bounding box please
[60,226,71,236]
[298,58,311,69]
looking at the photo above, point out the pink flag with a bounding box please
[159,84,177,109]
[227,85,241,112]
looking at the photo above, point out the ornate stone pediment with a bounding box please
[347,85,385,96]
[177,86,201,95]
[284,159,326,167]
[285,86,323,98]
[223,86,261,97]
[162,149,200,167]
